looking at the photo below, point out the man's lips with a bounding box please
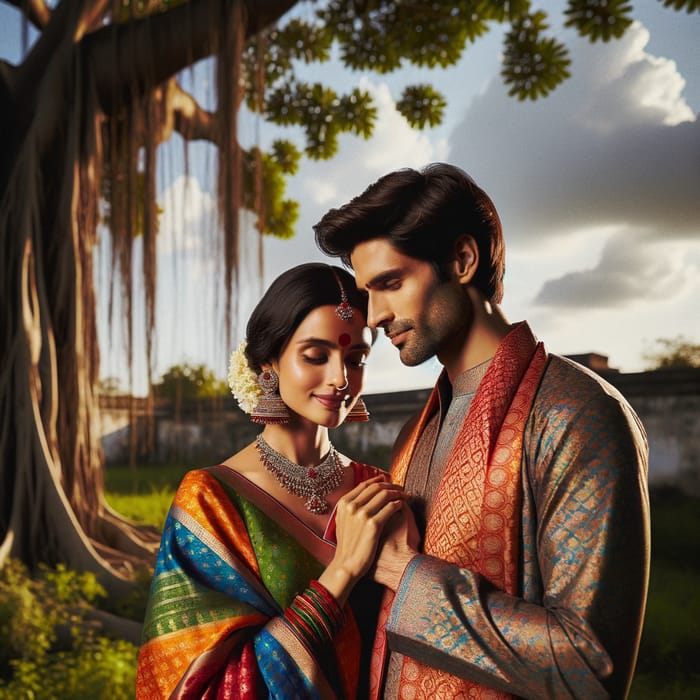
[387,328,411,346]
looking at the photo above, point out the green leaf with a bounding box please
[396,84,447,128]
[564,0,635,42]
[502,12,571,100]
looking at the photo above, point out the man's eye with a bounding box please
[384,279,401,290]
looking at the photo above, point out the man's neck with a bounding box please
[440,291,514,382]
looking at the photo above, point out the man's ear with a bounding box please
[451,235,478,284]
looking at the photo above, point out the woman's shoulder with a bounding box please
[217,441,260,477]
[174,442,259,495]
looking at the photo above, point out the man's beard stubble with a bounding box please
[392,288,473,368]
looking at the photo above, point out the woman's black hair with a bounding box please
[244,263,369,372]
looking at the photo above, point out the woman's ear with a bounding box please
[452,235,479,284]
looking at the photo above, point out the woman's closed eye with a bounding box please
[302,353,327,365]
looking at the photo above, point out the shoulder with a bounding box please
[537,354,637,413]
[174,458,257,509]
[172,467,230,505]
[529,354,647,449]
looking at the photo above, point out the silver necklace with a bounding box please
[255,434,344,515]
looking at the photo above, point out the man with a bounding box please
[313,163,650,699]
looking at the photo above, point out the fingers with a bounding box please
[337,476,405,512]
[334,480,406,540]
[338,474,387,502]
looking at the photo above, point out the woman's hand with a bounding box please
[319,476,406,605]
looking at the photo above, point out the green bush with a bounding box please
[0,560,138,699]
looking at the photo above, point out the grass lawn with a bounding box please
[105,463,190,531]
[106,465,700,696]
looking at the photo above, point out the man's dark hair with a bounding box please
[314,162,505,303]
[245,263,370,372]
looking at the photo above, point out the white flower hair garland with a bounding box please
[227,340,262,414]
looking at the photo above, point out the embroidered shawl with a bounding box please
[371,322,547,699]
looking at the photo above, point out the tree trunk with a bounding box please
[0,0,298,604]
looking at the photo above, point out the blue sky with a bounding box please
[2,1,699,395]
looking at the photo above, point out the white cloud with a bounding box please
[358,79,445,169]
[448,22,700,246]
[579,24,693,128]
[533,233,697,308]
[362,334,442,394]
[304,177,339,207]
[157,175,217,256]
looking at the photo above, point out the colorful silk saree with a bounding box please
[136,461,384,699]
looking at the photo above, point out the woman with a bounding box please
[136,263,407,699]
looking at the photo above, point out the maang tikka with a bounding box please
[330,268,370,422]
[331,268,354,321]
[250,368,291,424]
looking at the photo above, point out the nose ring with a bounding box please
[337,380,349,392]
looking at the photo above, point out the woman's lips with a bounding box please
[314,395,344,410]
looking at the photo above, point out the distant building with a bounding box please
[565,353,618,373]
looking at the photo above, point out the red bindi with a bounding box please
[338,333,351,347]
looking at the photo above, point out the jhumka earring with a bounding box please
[345,397,370,422]
[250,368,290,424]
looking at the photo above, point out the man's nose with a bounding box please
[367,295,392,329]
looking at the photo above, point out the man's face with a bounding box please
[351,238,470,367]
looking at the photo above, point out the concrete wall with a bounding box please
[100,367,700,494]
[600,368,700,494]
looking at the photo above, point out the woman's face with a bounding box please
[272,305,372,428]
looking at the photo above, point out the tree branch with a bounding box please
[13,0,111,121]
[85,0,298,115]
[170,81,219,143]
[2,0,51,31]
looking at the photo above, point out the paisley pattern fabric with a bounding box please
[372,322,650,700]
[136,461,383,699]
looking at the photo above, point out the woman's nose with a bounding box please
[330,359,349,392]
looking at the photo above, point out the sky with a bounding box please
[2,1,699,396]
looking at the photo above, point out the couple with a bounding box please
[136,164,650,699]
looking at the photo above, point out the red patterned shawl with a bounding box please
[371,322,547,699]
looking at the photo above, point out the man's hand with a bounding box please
[371,502,421,590]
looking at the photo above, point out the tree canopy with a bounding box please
[154,363,229,400]
[643,336,700,369]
